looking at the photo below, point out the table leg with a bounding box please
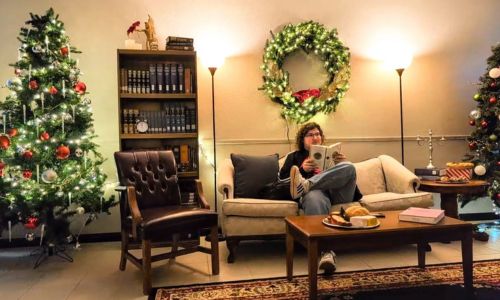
[417,242,426,268]
[307,239,318,300]
[286,227,294,281]
[440,193,459,218]
[461,229,473,294]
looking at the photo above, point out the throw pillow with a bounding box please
[231,153,279,199]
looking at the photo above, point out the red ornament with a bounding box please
[29,79,39,90]
[0,161,5,177]
[489,96,497,104]
[468,120,475,126]
[496,193,500,201]
[74,81,87,94]
[40,131,50,141]
[14,68,22,76]
[468,141,477,150]
[481,120,488,128]
[0,135,10,150]
[22,169,33,179]
[22,150,33,159]
[56,145,70,159]
[49,86,58,95]
[24,216,38,229]
[7,128,18,137]
[60,46,69,56]
[491,82,497,88]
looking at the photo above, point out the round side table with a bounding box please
[418,179,489,241]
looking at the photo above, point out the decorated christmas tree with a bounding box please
[0,8,115,245]
[466,43,500,209]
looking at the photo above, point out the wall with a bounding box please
[0,0,499,236]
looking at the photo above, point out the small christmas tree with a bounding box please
[0,8,115,245]
[466,43,500,209]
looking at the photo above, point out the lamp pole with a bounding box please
[396,68,405,165]
[209,66,218,212]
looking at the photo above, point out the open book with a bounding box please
[309,142,342,171]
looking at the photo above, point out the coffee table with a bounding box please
[285,211,473,300]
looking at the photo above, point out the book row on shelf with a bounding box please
[119,63,194,94]
[165,36,194,51]
[122,105,196,134]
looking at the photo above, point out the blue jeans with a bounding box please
[300,162,357,215]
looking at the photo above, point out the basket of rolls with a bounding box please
[324,206,380,228]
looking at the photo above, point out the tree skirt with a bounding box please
[150,260,500,300]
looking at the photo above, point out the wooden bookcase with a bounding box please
[117,49,199,205]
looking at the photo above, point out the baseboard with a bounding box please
[459,212,500,221]
[0,232,121,248]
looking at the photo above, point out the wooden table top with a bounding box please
[419,179,488,194]
[285,211,472,239]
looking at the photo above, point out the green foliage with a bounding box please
[0,8,116,243]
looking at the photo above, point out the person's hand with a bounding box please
[301,158,318,173]
[333,152,347,164]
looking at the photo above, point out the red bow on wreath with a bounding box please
[127,21,141,36]
[292,88,321,103]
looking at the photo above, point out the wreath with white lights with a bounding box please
[261,21,351,123]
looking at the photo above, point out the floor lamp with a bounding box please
[208,66,218,213]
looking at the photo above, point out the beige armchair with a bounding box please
[218,154,433,263]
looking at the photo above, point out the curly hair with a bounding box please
[295,122,324,151]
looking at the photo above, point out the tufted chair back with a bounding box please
[114,150,181,210]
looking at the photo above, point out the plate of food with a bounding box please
[436,176,469,184]
[322,206,381,229]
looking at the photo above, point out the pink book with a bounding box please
[399,207,445,224]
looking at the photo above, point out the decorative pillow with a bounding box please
[231,153,279,199]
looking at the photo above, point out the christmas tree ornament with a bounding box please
[469,109,481,119]
[468,141,478,150]
[489,67,500,79]
[474,164,487,176]
[489,134,498,142]
[7,128,18,137]
[15,68,22,75]
[32,44,44,53]
[41,168,58,183]
[76,206,85,214]
[0,161,5,177]
[22,149,33,159]
[489,96,497,104]
[22,169,33,179]
[56,144,70,159]
[49,85,58,95]
[39,131,50,141]
[29,79,38,90]
[480,120,488,128]
[24,216,39,229]
[60,46,69,56]
[468,120,475,126]
[473,93,481,101]
[74,81,86,94]
[0,134,11,149]
[490,81,497,88]
[25,232,35,241]
[75,147,83,157]
[82,98,91,105]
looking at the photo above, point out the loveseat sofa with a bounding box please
[217,154,433,262]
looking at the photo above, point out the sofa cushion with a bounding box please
[222,198,298,217]
[231,153,279,199]
[360,192,433,211]
[354,158,387,195]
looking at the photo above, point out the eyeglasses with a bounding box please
[305,132,321,138]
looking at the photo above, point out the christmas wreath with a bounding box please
[261,21,351,123]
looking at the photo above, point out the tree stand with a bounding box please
[31,243,73,269]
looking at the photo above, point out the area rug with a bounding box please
[150,260,500,300]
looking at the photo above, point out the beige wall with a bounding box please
[0,0,498,235]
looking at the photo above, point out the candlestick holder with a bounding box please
[416,129,445,169]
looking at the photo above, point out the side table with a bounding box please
[418,179,489,240]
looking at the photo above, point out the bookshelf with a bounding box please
[117,49,199,206]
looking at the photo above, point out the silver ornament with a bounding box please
[41,169,58,183]
[469,110,481,120]
[56,190,64,197]
[75,148,83,157]
[25,232,35,241]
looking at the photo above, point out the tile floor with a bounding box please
[0,222,499,300]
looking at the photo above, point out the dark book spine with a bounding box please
[166,36,194,43]
[167,41,194,46]
[156,64,164,93]
[171,64,178,93]
[165,45,194,51]
[190,108,196,132]
[177,64,184,93]
[165,104,171,132]
[149,64,156,93]
[164,63,171,93]
[127,69,132,93]
[180,106,186,132]
[185,107,191,132]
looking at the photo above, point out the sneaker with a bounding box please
[319,251,337,275]
[290,165,310,199]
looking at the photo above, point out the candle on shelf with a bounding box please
[125,39,135,49]
[23,105,26,124]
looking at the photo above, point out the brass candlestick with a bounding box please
[416,129,445,169]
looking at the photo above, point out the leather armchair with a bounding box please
[114,150,219,294]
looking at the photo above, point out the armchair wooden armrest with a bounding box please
[127,186,143,239]
[195,179,210,209]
